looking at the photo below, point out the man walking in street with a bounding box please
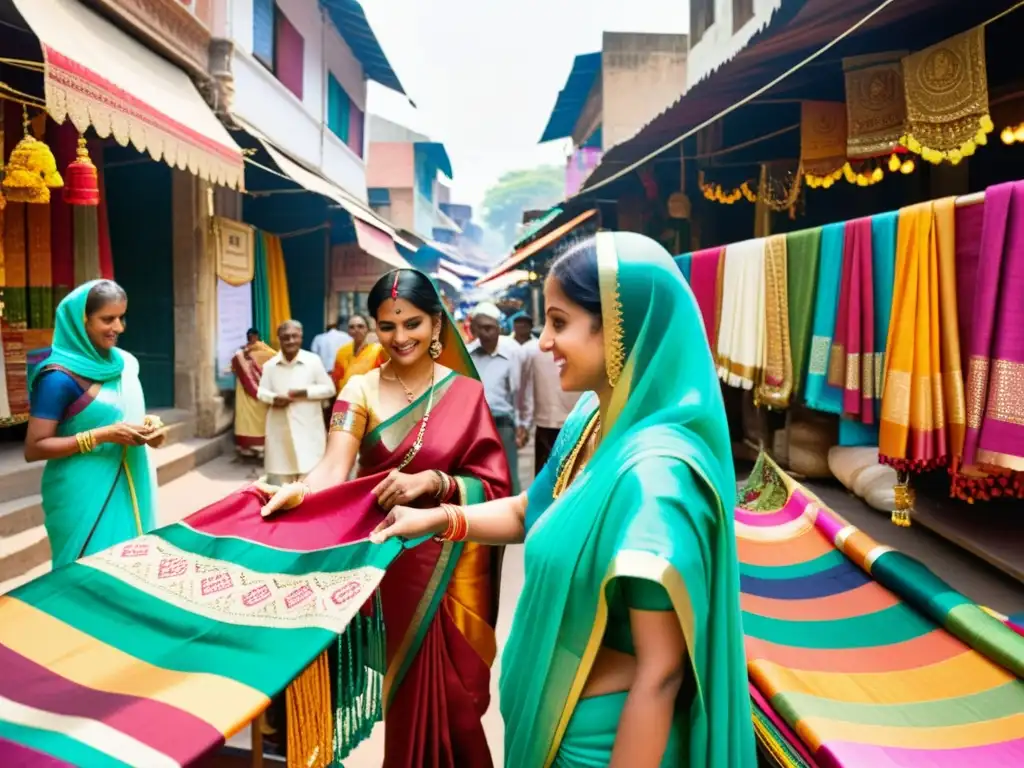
[310,315,351,372]
[468,302,527,493]
[258,320,336,485]
[511,311,535,346]
[519,335,581,475]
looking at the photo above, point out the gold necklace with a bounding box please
[384,363,431,403]
[552,412,602,499]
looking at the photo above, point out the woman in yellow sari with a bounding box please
[333,314,386,390]
[232,328,276,456]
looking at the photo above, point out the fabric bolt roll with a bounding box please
[687,246,723,347]
[739,454,1024,768]
[758,234,793,408]
[879,199,965,471]
[716,239,766,390]
[784,227,821,400]
[960,181,1024,476]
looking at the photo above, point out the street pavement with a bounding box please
[173,444,1023,766]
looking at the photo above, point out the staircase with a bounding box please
[0,409,231,595]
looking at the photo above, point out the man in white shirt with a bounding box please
[257,320,336,484]
[468,302,527,493]
[519,337,581,475]
[310,315,352,372]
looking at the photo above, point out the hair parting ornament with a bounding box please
[594,232,625,388]
[391,270,401,301]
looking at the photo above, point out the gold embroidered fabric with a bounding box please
[757,235,793,409]
[900,27,993,164]
[843,52,908,159]
[800,101,848,179]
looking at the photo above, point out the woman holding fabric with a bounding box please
[331,313,386,390]
[260,269,511,767]
[367,233,756,767]
[24,280,164,568]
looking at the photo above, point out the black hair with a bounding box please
[548,236,602,324]
[246,327,260,337]
[85,280,128,316]
[367,270,444,320]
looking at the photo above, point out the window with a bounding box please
[274,10,304,99]
[326,74,364,157]
[690,0,716,45]
[327,74,350,143]
[733,0,754,32]
[252,0,274,67]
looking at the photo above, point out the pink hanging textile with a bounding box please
[688,246,723,347]
[961,181,1024,474]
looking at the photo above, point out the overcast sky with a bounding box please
[363,0,688,211]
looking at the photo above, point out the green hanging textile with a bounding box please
[251,231,273,344]
[334,590,386,763]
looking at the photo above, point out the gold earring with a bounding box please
[429,337,442,359]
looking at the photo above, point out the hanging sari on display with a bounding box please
[785,227,821,400]
[329,288,511,767]
[231,339,275,454]
[879,199,965,471]
[954,181,1024,499]
[804,222,845,414]
[717,239,766,390]
[688,246,723,347]
[500,232,755,767]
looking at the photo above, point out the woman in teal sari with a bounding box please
[372,231,756,767]
[24,280,163,567]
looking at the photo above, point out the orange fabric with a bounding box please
[332,341,385,389]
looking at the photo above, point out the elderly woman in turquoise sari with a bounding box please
[372,231,756,767]
[24,280,163,567]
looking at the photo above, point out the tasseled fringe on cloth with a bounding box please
[335,589,385,763]
[950,460,1024,503]
[285,590,386,768]
[286,652,333,768]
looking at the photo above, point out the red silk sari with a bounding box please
[332,371,511,767]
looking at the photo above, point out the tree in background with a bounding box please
[481,165,563,249]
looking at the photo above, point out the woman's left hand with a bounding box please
[372,470,435,510]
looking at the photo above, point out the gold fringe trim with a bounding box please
[900,115,994,165]
[286,651,333,768]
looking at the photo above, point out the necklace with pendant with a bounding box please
[386,364,430,403]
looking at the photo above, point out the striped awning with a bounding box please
[11,0,245,190]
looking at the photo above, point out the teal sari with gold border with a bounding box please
[499,232,756,767]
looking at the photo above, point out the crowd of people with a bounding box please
[20,231,755,767]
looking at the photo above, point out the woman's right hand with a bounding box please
[96,423,148,446]
[258,481,308,519]
[370,505,447,544]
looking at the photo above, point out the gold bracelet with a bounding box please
[75,430,95,454]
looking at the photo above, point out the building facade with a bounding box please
[686,0,782,88]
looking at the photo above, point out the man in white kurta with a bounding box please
[257,320,336,484]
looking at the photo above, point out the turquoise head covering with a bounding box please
[28,280,125,390]
[500,232,755,766]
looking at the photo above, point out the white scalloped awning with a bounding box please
[12,0,245,190]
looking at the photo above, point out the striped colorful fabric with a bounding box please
[0,483,404,767]
[739,454,1024,767]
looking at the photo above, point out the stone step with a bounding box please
[0,432,232,593]
[0,408,195,505]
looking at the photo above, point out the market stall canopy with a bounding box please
[540,52,601,144]
[576,0,1008,194]
[477,209,597,285]
[237,119,414,270]
[322,0,409,98]
[10,0,245,190]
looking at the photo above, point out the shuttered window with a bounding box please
[252,0,274,67]
[327,74,350,143]
[348,100,364,158]
[274,9,304,99]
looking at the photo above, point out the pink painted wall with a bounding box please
[367,142,415,189]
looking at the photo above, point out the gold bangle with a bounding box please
[75,431,95,454]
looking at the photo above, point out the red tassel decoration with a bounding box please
[63,137,100,206]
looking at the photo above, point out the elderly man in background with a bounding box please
[257,320,336,485]
[468,301,527,493]
[519,332,582,475]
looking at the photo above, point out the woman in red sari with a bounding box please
[262,268,511,766]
